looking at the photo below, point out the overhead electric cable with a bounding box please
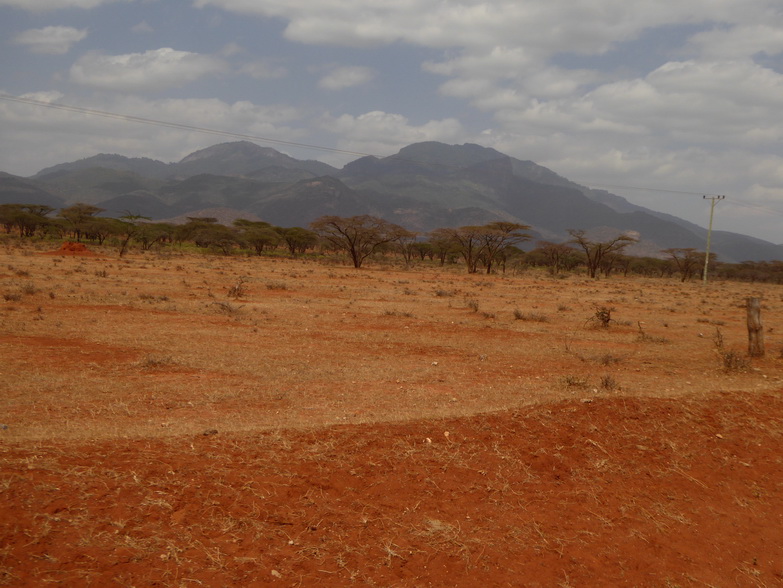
[3,92,783,219]
[0,93,374,160]
[578,181,714,197]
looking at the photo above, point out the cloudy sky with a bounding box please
[2,0,783,242]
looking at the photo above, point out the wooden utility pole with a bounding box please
[746,297,764,357]
[702,195,725,285]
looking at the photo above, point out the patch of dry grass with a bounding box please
[0,241,781,441]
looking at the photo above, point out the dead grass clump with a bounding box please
[587,305,614,328]
[211,301,244,315]
[138,354,176,369]
[561,375,590,389]
[600,375,619,391]
[713,328,751,373]
[596,353,623,366]
[635,322,670,344]
[514,309,549,322]
[228,277,248,298]
[383,309,414,318]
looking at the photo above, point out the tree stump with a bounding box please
[746,297,765,358]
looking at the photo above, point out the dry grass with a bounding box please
[0,243,781,443]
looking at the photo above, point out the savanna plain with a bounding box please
[1,240,782,587]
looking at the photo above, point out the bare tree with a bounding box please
[568,229,637,279]
[429,226,485,273]
[393,228,420,265]
[533,241,579,275]
[310,215,407,268]
[662,248,703,282]
[431,223,530,274]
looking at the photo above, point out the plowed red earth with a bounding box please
[1,244,782,586]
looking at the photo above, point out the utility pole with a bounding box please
[702,195,725,285]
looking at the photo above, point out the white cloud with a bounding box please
[5,0,783,241]
[238,60,287,79]
[0,92,309,175]
[12,26,87,54]
[220,42,242,57]
[0,0,125,9]
[193,0,782,52]
[686,24,783,59]
[131,21,154,34]
[69,48,226,92]
[321,110,464,155]
[318,66,375,90]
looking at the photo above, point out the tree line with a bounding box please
[2,203,776,282]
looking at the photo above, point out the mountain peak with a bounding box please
[174,141,338,178]
[395,142,507,169]
[178,141,285,164]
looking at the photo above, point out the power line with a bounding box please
[578,181,712,197]
[3,92,783,219]
[585,180,783,218]
[0,92,374,160]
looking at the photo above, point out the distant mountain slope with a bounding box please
[155,173,279,211]
[246,176,373,227]
[34,154,171,180]
[2,140,782,262]
[33,168,165,205]
[0,172,65,208]
[172,141,338,178]
[96,191,175,219]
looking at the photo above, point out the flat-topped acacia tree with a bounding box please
[429,222,530,274]
[310,215,408,268]
[568,229,638,279]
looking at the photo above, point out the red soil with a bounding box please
[43,241,99,256]
[1,391,782,587]
[2,249,783,586]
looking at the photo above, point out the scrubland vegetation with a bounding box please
[1,231,782,586]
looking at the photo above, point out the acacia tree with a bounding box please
[58,203,104,242]
[234,219,280,255]
[0,204,55,237]
[393,228,420,265]
[427,229,462,266]
[662,248,703,282]
[310,215,407,268]
[115,213,151,257]
[477,222,531,274]
[281,227,319,256]
[136,222,174,251]
[568,229,638,279]
[532,241,580,275]
[429,222,530,274]
[429,226,485,273]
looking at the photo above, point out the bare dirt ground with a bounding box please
[1,241,782,586]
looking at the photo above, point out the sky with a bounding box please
[2,0,783,243]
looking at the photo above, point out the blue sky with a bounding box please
[2,0,783,243]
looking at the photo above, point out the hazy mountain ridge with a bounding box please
[3,141,782,262]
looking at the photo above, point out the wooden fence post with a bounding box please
[746,297,764,358]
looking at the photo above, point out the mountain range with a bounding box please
[1,140,781,263]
